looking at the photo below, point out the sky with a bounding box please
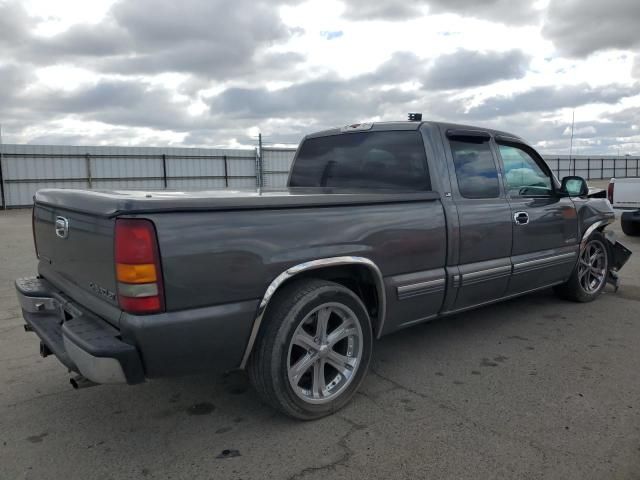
[0,0,639,154]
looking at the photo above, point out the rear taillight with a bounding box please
[114,219,165,314]
[32,207,39,258]
[607,180,615,204]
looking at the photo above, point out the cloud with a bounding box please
[209,77,414,120]
[5,0,304,80]
[0,63,33,106]
[358,51,424,84]
[39,80,199,131]
[465,83,640,119]
[543,0,640,57]
[0,78,199,134]
[460,111,640,155]
[341,0,538,24]
[422,49,530,90]
[0,1,33,48]
[562,125,597,137]
[0,63,39,130]
[1,0,639,155]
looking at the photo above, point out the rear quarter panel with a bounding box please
[144,200,447,318]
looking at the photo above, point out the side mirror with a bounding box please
[560,176,588,197]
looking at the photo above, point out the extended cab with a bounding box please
[15,120,631,419]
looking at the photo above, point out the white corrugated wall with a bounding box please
[1,142,639,207]
[0,144,261,207]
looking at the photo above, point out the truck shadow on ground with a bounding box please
[66,286,602,425]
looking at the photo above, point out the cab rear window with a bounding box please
[289,131,431,190]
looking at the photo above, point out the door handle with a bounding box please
[514,211,529,225]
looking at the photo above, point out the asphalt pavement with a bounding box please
[1,206,639,480]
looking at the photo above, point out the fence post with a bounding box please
[625,156,628,178]
[613,158,616,178]
[0,152,5,210]
[223,155,229,187]
[85,153,92,189]
[556,158,560,178]
[587,157,590,179]
[258,133,264,189]
[161,154,168,189]
[600,158,603,179]
[0,125,6,209]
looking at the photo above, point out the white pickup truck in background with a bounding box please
[608,178,640,236]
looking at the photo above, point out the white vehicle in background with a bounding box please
[608,178,640,236]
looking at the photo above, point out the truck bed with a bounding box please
[34,188,440,217]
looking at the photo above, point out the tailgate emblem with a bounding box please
[55,216,69,239]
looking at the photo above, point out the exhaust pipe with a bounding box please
[70,375,98,390]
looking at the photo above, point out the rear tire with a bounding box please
[621,211,640,236]
[553,231,609,302]
[248,278,373,420]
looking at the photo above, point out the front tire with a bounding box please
[554,231,609,302]
[248,279,373,420]
[621,211,640,236]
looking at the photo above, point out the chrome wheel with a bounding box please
[287,302,363,405]
[578,240,607,294]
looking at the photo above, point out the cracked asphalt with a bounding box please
[1,206,640,480]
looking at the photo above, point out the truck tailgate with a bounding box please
[611,178,640,209]
[34,203,119,311]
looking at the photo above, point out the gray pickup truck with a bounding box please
[15,119,631,419]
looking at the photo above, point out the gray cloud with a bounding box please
[37,80,197,131]
[449,111,640,155]
[0,63,38,132]
[341,0,538,24]
[0,78,200,136]
[359,51,424,85]
[1,0,639,155]
[465,83,640,119]
[28,23,130,60]
[0,1,33,47]
[5,0,304,80]
[543,0,640,57]
[0,64,32,106]
[422,50,530,90]
[357,49,530,91]
[209,78,414,120]
[341,1,422,21]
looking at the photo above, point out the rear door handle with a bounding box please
[514,211,529,225]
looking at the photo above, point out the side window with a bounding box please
[498,144,552,197]
[449,139,500,199]
[289,131,431,190]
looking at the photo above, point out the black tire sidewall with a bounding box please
[269,283,372,419]
[621,213,640,236]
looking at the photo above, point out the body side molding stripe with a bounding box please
[513,251,577,274]
[461,265,512,285]
[397,278,446,300]
[239,256,386,369]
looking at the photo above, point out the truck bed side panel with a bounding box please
[147,199,447,329]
